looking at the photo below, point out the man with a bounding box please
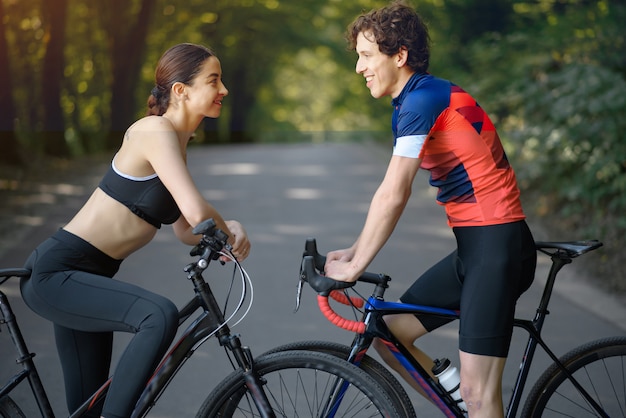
[324,2,536,417]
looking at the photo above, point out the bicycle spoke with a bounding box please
[255,369,380,417]
[198,351,401,417]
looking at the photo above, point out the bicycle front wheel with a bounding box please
[197,350,403,418]
[262,340,416,418]
[522,335,626,417]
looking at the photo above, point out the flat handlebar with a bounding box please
[190,219,230,256]
[185,219,231,276]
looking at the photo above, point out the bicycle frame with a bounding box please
[300,238,607,418]
[340,275,608,417]
[344,299,465,418]
[131,264,273,418]
[1,219,275,418]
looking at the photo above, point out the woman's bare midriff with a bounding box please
[63,188,159,260]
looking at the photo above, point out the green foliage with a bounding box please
[1,0,625,291]
[450,0,626,291]
[194,0,393,142]
[3,0,45,148]
[512,63,626,212]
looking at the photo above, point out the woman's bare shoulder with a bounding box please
[129,115,175,133]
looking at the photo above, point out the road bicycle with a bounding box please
[265,237,626,417]
[0,219,404,418]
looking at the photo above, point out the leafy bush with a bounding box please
[510,62,626,291]
[454,1,626,293]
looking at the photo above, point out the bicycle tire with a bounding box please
[261,340,416,417]
[196,350,404,417]
[521,335,626,417]
[0,396,26,418]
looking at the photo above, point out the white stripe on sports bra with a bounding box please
[111,156,158,181]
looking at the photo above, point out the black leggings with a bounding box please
[21,229,178,418]
[400,220,536,357]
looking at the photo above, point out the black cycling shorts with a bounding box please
[400,220,536,357]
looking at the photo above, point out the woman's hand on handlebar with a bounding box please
[224,220,250,262]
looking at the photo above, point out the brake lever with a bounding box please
[294,276,304,313]
[294,256,318,313]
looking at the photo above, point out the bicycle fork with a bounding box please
[220,333,275,418]
[321,336,373,418]
[184,265,276,418]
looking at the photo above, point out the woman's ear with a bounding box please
[171,81,187,100]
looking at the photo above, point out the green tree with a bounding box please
[2,0,46,156]
[457,0,626,292]
[41,0,70,157]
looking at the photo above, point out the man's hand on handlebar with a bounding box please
[325,247,355,264]
[324,260,363,283]
[324,247,362,283]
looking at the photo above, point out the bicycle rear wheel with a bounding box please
[0,396,26,418]
[521,335,626,417]
[262,340,416,417]
[197,350,403,417]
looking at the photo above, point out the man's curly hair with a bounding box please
[346,1,430,73]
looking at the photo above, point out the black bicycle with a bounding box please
[0,219,404,418]
[264,237,626,417]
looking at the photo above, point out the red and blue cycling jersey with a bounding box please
[391,73,525,227]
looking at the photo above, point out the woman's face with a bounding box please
[186,56,229,118]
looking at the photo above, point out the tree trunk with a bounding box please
[104,0,156,150]
[0,0,23,165]
[227,65,254,143]
[41,0,70,158]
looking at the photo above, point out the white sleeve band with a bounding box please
[392,135,427,159]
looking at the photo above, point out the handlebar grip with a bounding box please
[329,290,364,308]
[302,256,354,295]
[303,240,389,287]
[192,218,217,236]
[317,295,365,334]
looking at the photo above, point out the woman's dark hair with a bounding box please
[146,43,216,116]
[346,1,430,73]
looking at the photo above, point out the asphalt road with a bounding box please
[1,142,624,417]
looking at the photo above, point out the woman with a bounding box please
[21,43,250,418]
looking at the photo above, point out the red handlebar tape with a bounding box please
[329,290,364,308]
[317,295,366,334]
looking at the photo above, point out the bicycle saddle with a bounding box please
[535,240,602,258]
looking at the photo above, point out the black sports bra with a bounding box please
[98,159,181,229]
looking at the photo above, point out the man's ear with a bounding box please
[396,46,408,68]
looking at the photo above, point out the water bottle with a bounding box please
[432,358,467,414]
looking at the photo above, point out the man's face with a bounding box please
[355,31,404,99]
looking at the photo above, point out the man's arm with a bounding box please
[325,154,422,282]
